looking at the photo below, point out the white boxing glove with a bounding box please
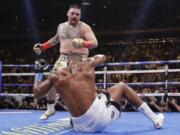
[72,38,84,48]
[33,43,43,55]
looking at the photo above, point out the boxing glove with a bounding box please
[72,38,84,48]
[33,43,43,55]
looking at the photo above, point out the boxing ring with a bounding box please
[0,60,180,135]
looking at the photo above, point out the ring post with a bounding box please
[164,63,169,102]
[103,66,107,90]
[0,61,2,95]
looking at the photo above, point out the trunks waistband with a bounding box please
[101,91,121,111]
[60,54,88,61]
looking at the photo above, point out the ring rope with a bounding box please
[1,93,180,97]
[2,64,34,67]
[95,69,180,74]
[2,82,180,87]
[3,60,180,67]
[101,60,180,66]
[96,82,180,86]
[2,69,180,76]
[1,60,180,99]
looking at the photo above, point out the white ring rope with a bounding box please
[101,60,180,66]
[1,93,180,97]
[3,64,34,67]
[3,60,180,67]
[1,60,180,98]
[2,69,180,76]
[95,69,180,74]
[96,82,180,86]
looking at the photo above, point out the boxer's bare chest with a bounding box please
[58,23,83,39]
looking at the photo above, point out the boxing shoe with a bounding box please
[153,113,165,129]
[40,110,55,120]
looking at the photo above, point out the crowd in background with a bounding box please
[0,42,180,112]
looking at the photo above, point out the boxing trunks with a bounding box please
[71,92,121,132]
[53,53,88,71]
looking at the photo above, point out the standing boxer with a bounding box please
[33,4,98,120]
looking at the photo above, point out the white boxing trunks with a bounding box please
[71,92,121,132]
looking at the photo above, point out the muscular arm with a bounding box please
[72,23,98,49]
[83,24,98,49]
[33,76,53,99]
[48,33,59,46]
[33,26,60,55]
[42,30,59,50]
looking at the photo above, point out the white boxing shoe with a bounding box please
[40,110,55,120]
[153,113,165,129]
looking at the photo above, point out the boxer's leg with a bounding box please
[40,87,56,120]
[108,82,164,128]
[40,56,68,120]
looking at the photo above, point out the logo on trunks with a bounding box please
[0,118,72,135]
